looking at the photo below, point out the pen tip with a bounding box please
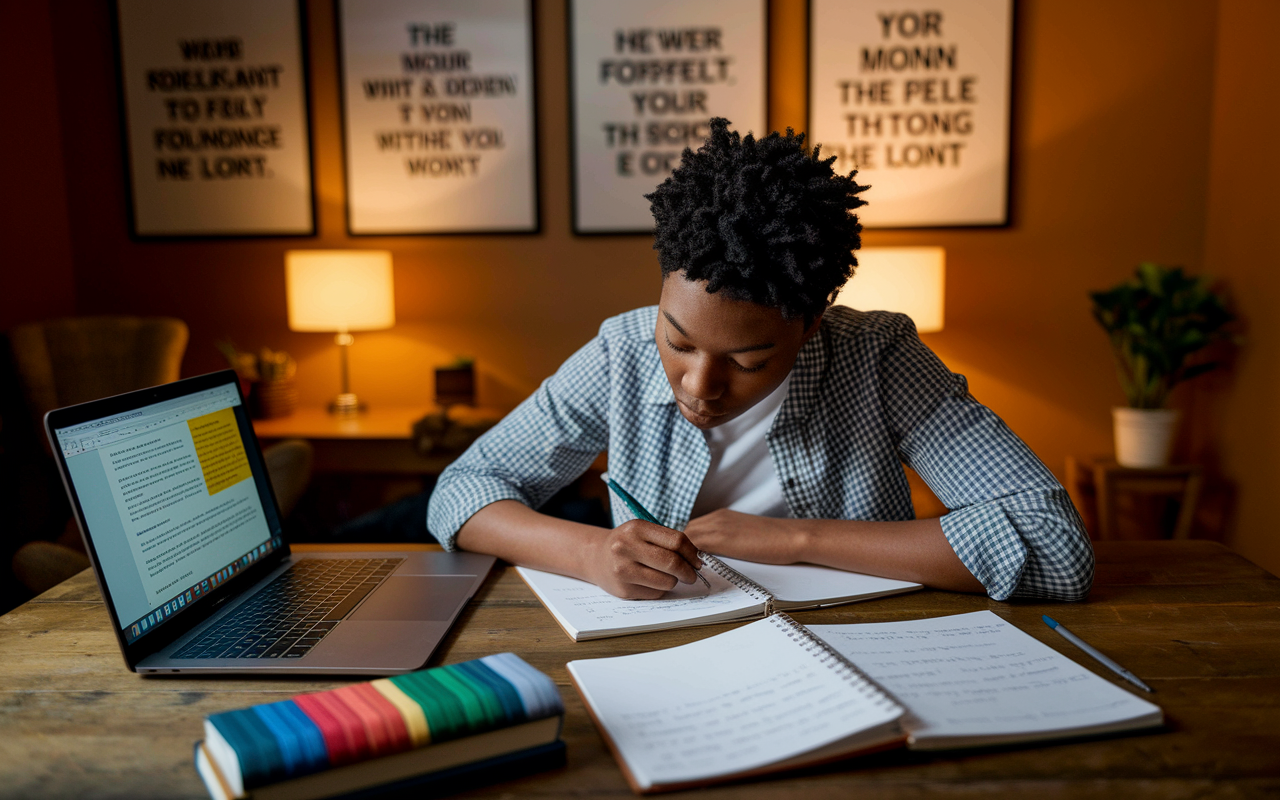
[1042,615,1058,628]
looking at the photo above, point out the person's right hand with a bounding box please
[582,520,704,600]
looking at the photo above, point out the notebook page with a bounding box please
[568,616,903,789]
[809,611,1163,748]
[716,557,921,606]
[515,566,763,640]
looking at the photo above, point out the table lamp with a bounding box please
[835,247,945,333]
[285,250,395,415]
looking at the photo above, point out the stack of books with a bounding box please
[195,653,565,800]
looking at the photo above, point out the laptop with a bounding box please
[45,369,495,675]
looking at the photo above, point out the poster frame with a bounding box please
[336,0,542,237]
[805,0,1017,230]
[112,0,318,240]
[567,0,771,237]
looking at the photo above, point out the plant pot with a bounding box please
[1112,407,1179,468]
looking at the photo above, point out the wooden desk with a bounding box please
[3,542,1278,798]
[253,406,501,475]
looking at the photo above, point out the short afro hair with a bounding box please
[646,118,868,324]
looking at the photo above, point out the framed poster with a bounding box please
[569,0,768,235]
[114,0,315,237]
[809,0,1013,228]
[339,0,538,235]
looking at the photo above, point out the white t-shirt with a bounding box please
[690,373,792,520]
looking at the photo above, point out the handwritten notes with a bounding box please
[809,611,1162,748]
[568,616,903,789]
[515,565,763,641]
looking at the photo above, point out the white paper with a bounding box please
[568,616,902,788]
[715,557,921,607]
[515,565,764,640]
[809,611,1163,748]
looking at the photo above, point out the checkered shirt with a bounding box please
[428,305,1094,601]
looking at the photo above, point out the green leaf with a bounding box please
[1089,262,1234,404]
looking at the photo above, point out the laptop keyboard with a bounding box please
[173,558,404,660]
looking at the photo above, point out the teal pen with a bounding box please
[1043,615,1153,693]
[603,476,710,590]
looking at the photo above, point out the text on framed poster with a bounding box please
[340,0,538,235]
[809,0,1012,228]
[570,0,768,234]
[115,0,315,237]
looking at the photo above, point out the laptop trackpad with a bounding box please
[348,576,474,622]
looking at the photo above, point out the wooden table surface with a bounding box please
[2,541,1278,798]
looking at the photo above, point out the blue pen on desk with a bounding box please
[1043,615,1153,693]
[603,476,711,590]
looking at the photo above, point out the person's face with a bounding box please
[656,273,820,430]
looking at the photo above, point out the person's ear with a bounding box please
[801,312,824,344]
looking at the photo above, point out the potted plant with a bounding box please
[1090,263,1233,467]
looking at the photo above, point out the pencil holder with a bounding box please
[251,377,297,419]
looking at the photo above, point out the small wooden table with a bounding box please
[2,542,1278,798]
[252,406,502,475]
[1066,455,1203,540]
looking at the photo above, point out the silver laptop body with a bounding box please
[45,369,494,675]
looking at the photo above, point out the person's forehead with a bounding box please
[658,276,798,347]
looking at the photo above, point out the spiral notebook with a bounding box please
[570,612,1165,794]
[515,555,920,641]
[567,614,907,793]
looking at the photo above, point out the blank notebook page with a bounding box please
[715,556,920,605]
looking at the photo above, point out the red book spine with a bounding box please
[332,684,411,756]
[292,694,355,766]
[294,692,370,765]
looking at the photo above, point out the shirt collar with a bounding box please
[774,320,828,430]
[642,348,677,405]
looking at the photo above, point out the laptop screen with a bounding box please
[51,377,283,645]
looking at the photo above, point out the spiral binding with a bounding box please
[700,553,776,614]
[768,613,904,714]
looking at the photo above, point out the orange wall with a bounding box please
[41,1,1228,498]
[1204,0,1280,575]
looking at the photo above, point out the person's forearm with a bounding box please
[793,517,985,593]
[455,500,603,581]
[685,509,984,593]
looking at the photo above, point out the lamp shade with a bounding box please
[835,247,945,333]
[285,250,395,333]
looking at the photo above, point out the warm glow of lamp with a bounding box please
[835,247,945,333]
[285,250,395,415]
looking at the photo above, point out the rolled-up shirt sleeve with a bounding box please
[882,330,1094,601]
[427,334,611,550]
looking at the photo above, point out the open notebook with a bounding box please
[569,611,1164,793]
[516,554,920,641]
[808,610,1165,750]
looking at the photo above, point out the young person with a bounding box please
[428,119,1093,602]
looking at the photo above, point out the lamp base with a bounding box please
[328,393,366,416]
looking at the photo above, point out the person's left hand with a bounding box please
[684,509,805,564]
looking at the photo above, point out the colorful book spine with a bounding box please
[205,653,562,791]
